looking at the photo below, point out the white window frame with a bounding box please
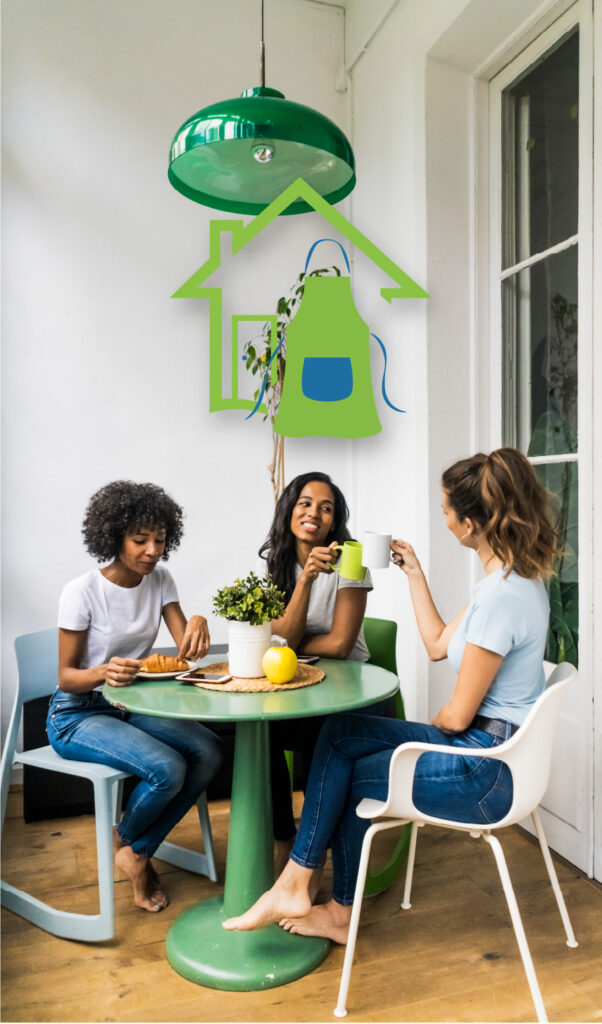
[486,1,595,875]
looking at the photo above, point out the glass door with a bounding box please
[500,28,579,666]
[488,3,594,874]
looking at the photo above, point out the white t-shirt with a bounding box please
[58,565,179,681]
[447,569,549,725]
[256,556,372,662]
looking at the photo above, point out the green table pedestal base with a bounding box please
[166,895,330,990]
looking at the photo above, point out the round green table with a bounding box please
[103,658,398,992]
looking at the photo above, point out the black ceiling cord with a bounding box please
[260,0,265,87]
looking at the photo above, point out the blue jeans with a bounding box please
[46,689,223,857]
[290,713,513,905]
[270,695,396,841]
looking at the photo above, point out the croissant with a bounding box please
[138,653,190,673]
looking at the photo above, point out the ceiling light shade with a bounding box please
[168,86,356,215]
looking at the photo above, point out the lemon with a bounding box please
[262,644,298,684]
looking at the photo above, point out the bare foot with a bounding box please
[276,842,325,904]
[148,862,169,909]
[308,865,325,904]
[274,837,294,878]
[114,844,163,913]
[223,861,313,931]
[280,899,351,944]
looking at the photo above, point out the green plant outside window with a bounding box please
[501,30,579,667]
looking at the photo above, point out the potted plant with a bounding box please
[212,572,286,677]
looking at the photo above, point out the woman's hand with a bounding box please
[178,615,210,661]
[300,542,339,582]
[105,657,141,687]
[390,539,422,576]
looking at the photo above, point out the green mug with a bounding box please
[332,541,366,581]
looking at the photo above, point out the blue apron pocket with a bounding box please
[301,357,353,403]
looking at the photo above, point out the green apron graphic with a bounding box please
[247,239,404,439]
[274,274,381,438]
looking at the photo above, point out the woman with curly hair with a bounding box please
[257,472,394,876]
[224,448,560,942]
[46,481,222,913]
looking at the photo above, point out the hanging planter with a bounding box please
[212,572,286,678]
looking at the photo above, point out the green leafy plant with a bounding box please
[243,265,341,503]
[212,572,286,626]
[549,292,578,427]
[547,574,578,666]
[527,292,579,667]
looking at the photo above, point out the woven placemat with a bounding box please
[189,661,325,693]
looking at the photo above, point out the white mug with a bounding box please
[361,532,392,568]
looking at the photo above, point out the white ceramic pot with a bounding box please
[227,620,272,678]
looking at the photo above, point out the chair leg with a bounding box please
[112,778,126,825]
[93,777,117,939]
[531,809,578,948]
[196,791,218,881]
[401,821,420,910]
[1,777,117,942]
[334,820,402,1018]
[0,707,20,836]
[154,792,217,880]
[364,824,411,898]
[483,833,548,1023]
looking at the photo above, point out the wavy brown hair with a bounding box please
[441,447,561,578]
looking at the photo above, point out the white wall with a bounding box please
[343,0,472,720]
[0,0,351,741]
[344,0,600,876]
[344,0,584,722]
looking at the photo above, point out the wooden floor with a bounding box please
[2,789,601,1024]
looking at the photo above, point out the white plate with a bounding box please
[136,660,196,680]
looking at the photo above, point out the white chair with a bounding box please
[1,629,217,942]
[334,661,578,1024]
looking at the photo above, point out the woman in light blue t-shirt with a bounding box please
[222,448,560,944]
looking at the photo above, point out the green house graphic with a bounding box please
[174,177,428,436]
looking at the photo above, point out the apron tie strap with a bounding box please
[370,333,405,413]
[304,238,351,275]
[244,333,286,420]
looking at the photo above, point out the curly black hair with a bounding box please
[259,471,351,602]
[82,481,184,562]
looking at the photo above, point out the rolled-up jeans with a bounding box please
[46,689,223,858]
[290,713,514,905]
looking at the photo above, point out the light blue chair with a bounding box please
[0,629,217,941]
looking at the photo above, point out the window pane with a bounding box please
[502,30,578,269]
[502,244,577,455]
[536,462,578,666]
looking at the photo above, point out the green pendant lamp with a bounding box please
[168,1,355,216]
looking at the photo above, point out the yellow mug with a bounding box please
[332,541,366,581]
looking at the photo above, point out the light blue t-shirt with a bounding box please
[447,570,550,726]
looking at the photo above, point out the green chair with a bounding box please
[362,616,411,896]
